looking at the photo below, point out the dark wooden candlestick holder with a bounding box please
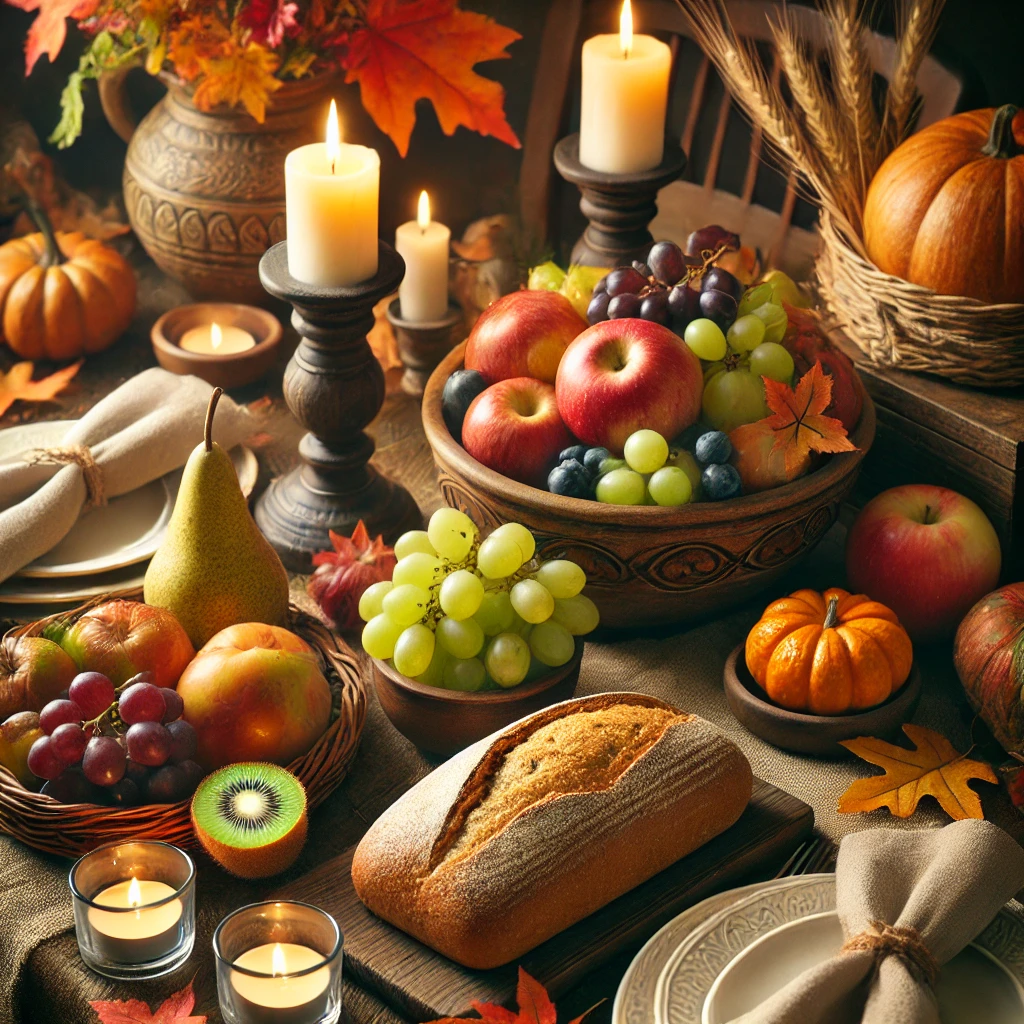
[553,133,687,268]
[385,299,465,396]
[254,240,421,570]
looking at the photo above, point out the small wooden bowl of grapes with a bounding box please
[422,225,875,630]
[361,509,596,757]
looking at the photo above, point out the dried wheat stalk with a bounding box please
[824,0,880,200]
[883,0,946,150]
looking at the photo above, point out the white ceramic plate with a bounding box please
[703,910,1024,1024]
[0,420,258,578]
[612,878,797,1024]
[648,874,1024,1024]
[0,563,147,606]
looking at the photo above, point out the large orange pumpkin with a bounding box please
[745,587,914,715]
[863,105,1024,304]
[0,221,136,360]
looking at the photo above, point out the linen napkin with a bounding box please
[731,819,1024,1024]
[0,368,254,583]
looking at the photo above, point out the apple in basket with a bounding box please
[176,622,332,770]
[50,600,195,688]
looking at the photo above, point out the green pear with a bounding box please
[145,388,289,648]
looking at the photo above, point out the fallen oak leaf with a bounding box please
[342,0,521,157]
[90,980,206,1024]
[0,359,82,418]
[839,723,998,821]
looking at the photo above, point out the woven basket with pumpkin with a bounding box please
[0,199,136,360]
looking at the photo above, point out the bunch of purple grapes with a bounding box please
[587,225,742,335]
[28,671,204,806]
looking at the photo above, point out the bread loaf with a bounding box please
[352,692,752,968]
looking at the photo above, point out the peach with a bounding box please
[0,636,78,719]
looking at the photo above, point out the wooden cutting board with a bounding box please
[276,778,811,1022]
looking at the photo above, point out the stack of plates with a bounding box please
[614,872,1024,1024]
[0,421,257,610]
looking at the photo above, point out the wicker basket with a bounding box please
[0,590,365,858]
[816,213,1024,388]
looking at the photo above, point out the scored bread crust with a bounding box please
[351,692,753,969]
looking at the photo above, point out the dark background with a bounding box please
[1,0,1022,260]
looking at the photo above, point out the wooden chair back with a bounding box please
[520,0,961,276]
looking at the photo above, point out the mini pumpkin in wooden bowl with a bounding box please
[370,638,583,757]
[0,206,136,360]
[422,344,874,630]
[724,588,921,758]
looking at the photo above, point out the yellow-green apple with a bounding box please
[555,319,703,452]
[0,711,44,789]
[0,637,78,719]
[462,377,575,488]
[465,290,587,384]
[846,485,1001,642]
[176,623,332,770]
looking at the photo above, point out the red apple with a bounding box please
[465,290,587,385]
[846,485,1001,643]
[462,377,574,488]
[555,318,703,452]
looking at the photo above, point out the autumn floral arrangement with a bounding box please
[6,0,522,155]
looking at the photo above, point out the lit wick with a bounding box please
[326,99,341,176]
[417,190,431,236]
[620,0,633,59]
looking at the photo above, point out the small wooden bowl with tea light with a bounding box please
[151,303,282,389]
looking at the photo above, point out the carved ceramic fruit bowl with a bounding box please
[422,343,875,630]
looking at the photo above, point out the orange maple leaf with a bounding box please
[423,968,600,1024]
[342,0,521,157]
[838,724,998,821]
[90,981,206,1024]
[7,0,99,73]
[0,360,82,418]
[193,40,282,121]
[754,361,857,475]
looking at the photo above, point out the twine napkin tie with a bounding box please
[841,921,938,989]
[25,445,107,508]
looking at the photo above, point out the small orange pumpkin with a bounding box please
[0,207,136,360]
[745,587,913,715]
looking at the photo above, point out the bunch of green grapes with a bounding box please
[359,508,600,692]
[594,429,699,507]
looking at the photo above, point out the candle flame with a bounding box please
[417,190,431,231]
[272,943,287,977]
[127,877,142,908]
[326,99,341,174]
[619,0,632,57]
[210,322,223,351]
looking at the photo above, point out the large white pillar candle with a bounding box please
[579,0,672,174]
[395,191,451,322]
[285,100,379,287]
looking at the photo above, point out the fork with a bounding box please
[774,834,838,878]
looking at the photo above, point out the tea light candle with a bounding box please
[579,0,672,174]
[395,190,451,322]
[179,321,256,355]
[230,942,330,1024]
[88,877,183,965]
[285,99,380,287]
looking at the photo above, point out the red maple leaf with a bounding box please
[423,968,601,1024]
[341,0,521,157]
[7,0,99,73]
[753,361,858,475]
[90,982,206,1024]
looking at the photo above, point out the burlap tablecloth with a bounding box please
[2,536,1015,1024]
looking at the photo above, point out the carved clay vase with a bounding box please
[99,69,337,304]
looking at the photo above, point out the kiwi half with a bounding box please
[191,762,308,879]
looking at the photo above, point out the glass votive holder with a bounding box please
[214,901,343,1024]
[70,840,196,980]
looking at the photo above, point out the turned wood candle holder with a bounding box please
[254,241,422,570]
[553,133,687,268]
[385,299,465,397]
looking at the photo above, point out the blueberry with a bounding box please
[702,463,743,501]
[559,444,589,465]
[548,460,594,499]
[583,446,611,475]
[442,369,488,444]
[695,431,733,466]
